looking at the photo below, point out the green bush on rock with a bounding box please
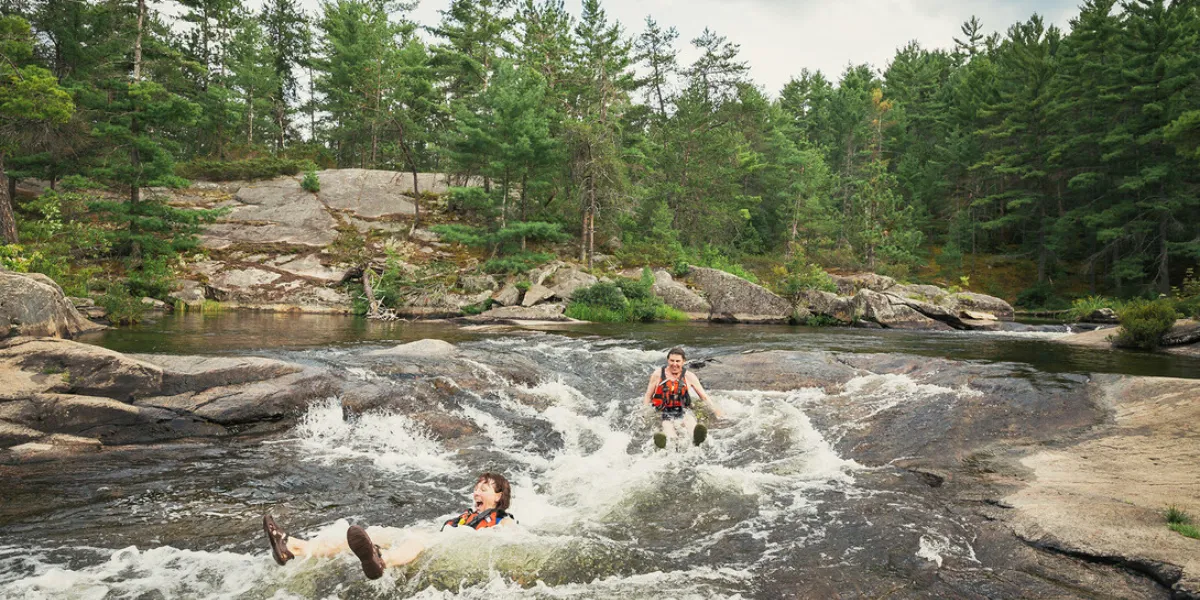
[567,269,687,323]
[1113,299,1178,350]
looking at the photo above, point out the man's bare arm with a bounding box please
[643,370,661,406]
[687,372,724,418]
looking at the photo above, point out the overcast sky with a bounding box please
[292,0,1082,94]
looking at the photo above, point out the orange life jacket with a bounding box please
[651,367,690,410]
[441,508,510,531]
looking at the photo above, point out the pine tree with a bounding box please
[0,15,74,244]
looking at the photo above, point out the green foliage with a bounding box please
[175,158,318,181]
[775,259,837,302]
[1065,296,1125,322]
[461,298,495,316]
[97,282,146,325]
[567,271,684,323]
[687,245,758,283]
[515,280,531,292]
[1113,299,1178,350]
[804,315,842,327]
[301,170,321,193]
[1015,282,1069,310]
[1165,506,1200,540]
[571,281,626,312]
[435,221,567,276]
[0,244,35,272]
[483,252,554,275]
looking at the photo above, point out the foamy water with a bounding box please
[0,335,992,599]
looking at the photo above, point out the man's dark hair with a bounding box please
[667,347,687,360]
[478,472,511,512]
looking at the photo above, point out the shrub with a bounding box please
[567,273,684,323]
[301,170,321,193]
[176,157,317,181]
[776,261,836,302]
[483,252,553,275]
[1113,299,1178,350]
[571,281,626,312]
[97,282,146,325]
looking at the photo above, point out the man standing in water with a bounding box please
[643,347,724,448]
[262,472,514,579]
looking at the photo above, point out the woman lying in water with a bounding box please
[262,472,514,579]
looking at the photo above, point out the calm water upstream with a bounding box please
[1,313,1194,599]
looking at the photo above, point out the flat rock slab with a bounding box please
[318,169,417,218]
[203,178,338,248]
[688,267,791,322]
[1005,375,1200,596]
[366,339,457,359]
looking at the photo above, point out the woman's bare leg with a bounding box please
[287,533,350,558]
[380,538,425,566]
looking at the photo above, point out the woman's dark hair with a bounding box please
[667,347,687,360]
[478,472,511,512]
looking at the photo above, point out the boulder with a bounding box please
[1162,320,1200,347]
[530,261,566,287]
[169,280,207,308]
[474,304,568,321]
[522,284,556,307]
[141,297,168,311]
[194,260,352,313]
[0,271,105,339]
[460,274,498,294]
[492,282,521,307]
[651,270,711,317]
[885,283,949,304]
[831,273,896,296]
[547,268,597,301]
[687,266,792,323]
[954,291,1015,321]
[273,254,353,284]
[1083,307,1119,324]
[795,289,857,323]
[852,289,955,331]
[410,228,441,244]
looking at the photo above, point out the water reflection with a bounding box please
[80,312,1200,379]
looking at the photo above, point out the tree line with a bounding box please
[1,0,1198,299]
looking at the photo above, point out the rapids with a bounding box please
[2,318,1192,599]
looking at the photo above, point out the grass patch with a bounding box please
[1165,506,1200,540]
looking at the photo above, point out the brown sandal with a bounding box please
[347,525,386,580]
[263,515,295,566]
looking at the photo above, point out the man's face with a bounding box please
[666,353,684,375]
[474,479,503,512]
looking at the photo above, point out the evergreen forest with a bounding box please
[1,0,1199,308]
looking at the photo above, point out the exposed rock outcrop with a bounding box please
[687,266,793,323]
[0,271,105,339]
[0,337,339,450]
[651,270,710,318]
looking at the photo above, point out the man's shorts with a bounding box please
[660,406,686,421]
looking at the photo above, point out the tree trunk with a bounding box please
[1157,212,1170,294]
[247,89,254,145]
[0,155,18,244]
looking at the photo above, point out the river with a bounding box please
[1,313,1194,599]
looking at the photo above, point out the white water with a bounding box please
[0,335,989,599]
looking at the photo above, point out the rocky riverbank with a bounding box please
[115,170,1018,330]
